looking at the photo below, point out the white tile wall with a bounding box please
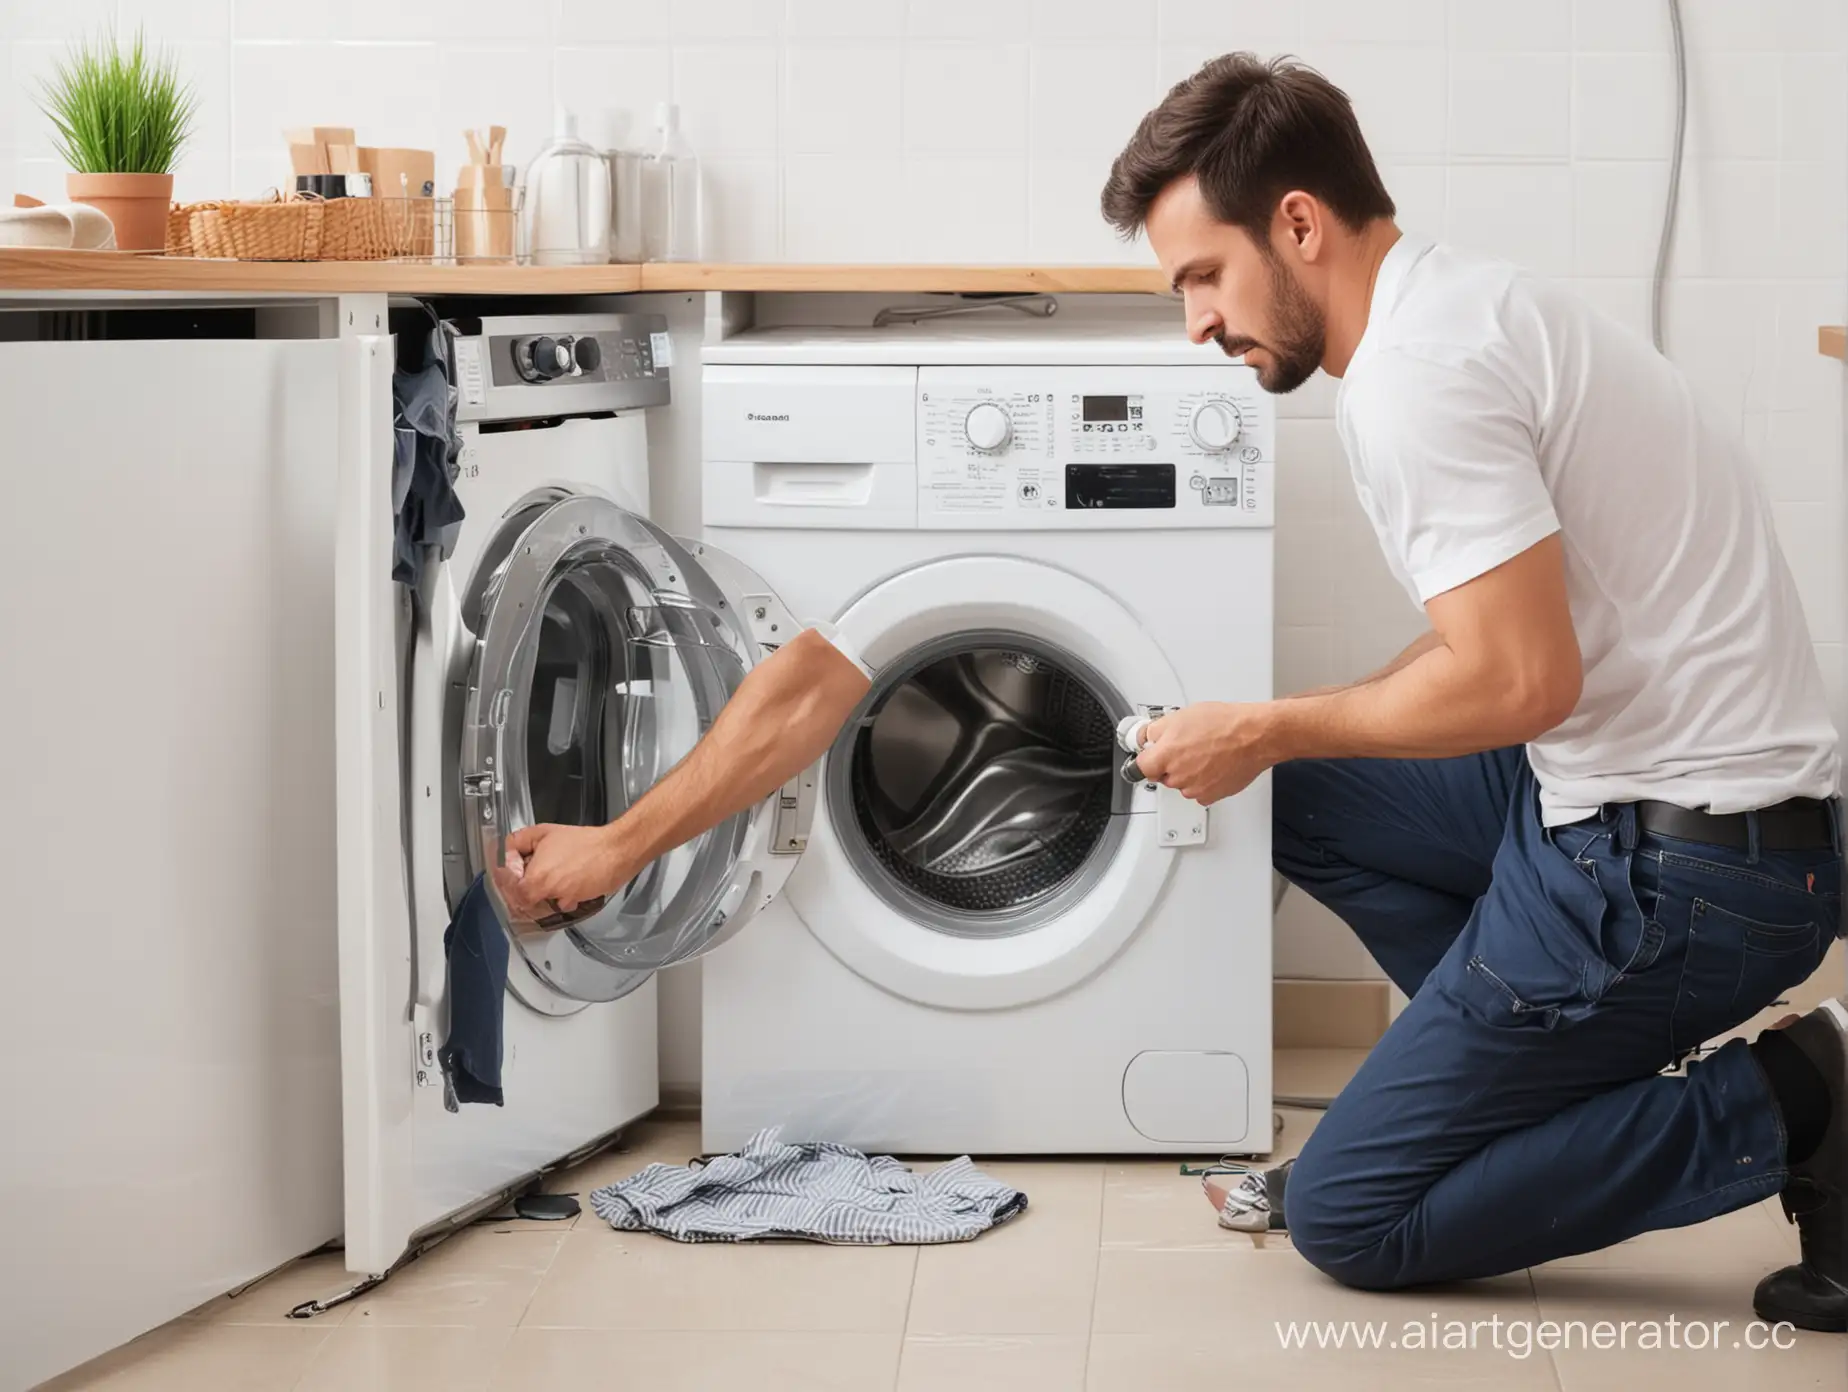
[6,0,1841,990]
[1449,53,1571,160]
[902,43,1030,155]
[906,0,1030,41]
[1157,0,1303,47]
[787,0,905,40]
[1448,0,1571,52]
[785,43,904,156]
[1304,44,1450,160]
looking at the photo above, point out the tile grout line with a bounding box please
[1523,1265,1569,1392]
[1080,1160,1108,1382]
[280,1325,334,1392]
[890,1239,922,1392]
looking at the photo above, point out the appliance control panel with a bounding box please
[453,312,672,423]
[917,365,1273,529]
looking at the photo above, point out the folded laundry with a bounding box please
[589,1128,1028,1245]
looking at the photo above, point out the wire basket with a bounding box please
[376,195,450,261]
[162,191,456,262]
[449,183,526,265]
[164,189,530,264]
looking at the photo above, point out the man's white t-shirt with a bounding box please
[805,620,873,677]
[1337,234,1839,825]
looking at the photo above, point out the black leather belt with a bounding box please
[1635,798,1838,852]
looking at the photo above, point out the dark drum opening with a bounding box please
[841,640,1123,935]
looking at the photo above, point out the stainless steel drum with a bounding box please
[829,634,1131,939]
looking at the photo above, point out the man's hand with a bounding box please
[496,823,641,922]
[484,629,868,929]
[1136,702,1278,804]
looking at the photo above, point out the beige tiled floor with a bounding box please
[43,1098,1843,1392]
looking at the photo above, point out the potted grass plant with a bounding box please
[38,27,197,251]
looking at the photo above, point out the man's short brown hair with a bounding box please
[1101,53,1395,244]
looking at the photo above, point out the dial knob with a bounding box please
[964,401,1012,452]
[572,335,602,373]
[518,335,574,381]
[1187,398,1243,452]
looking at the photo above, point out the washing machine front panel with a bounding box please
[459,493,779,1004]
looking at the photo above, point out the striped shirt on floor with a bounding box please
[588,1128,1029,1245]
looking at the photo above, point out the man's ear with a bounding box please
[1276,190,1323,262]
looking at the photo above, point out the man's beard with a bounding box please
[1217,252,1325,395]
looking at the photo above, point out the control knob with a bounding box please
[573,336,602,373]
[515,335,575,382]
[963,401,1012,452]
[1187,398,1243,452]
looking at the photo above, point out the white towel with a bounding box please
[0,202,117,250]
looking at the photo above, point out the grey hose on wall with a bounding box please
[1651,0,1689,353]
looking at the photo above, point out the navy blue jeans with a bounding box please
[1274,747,1842,1290]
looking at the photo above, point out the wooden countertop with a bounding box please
[1822,326,1845,361]
[0,250,1169,297]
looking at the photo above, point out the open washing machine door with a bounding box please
[450,492,808,1010]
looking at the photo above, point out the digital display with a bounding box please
[1065,464,1176,510]
[1082,395,1130,423]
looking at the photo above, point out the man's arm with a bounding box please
[1136,536,1579,804]
[1269,534,1579,760]
[501,629,871,916]
[1284,630,1443,700]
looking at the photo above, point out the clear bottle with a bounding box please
[524,106,612,265]
[641,102,703,263]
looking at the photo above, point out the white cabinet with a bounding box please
[0,323,372,1390]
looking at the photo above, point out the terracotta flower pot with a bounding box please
[65,172,175,252]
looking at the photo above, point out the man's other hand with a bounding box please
[496,823,639,921]
[1135,701,1277,805]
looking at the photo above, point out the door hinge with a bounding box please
[742,591,797,652]
[772,765,819,855]
[412,1011,439,1088]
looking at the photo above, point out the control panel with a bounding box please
[916,365,1273,528]
[452,312,672,423]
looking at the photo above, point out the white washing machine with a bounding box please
[335,311,814,1277]
[697,320,1276,1156]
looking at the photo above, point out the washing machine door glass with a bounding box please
[459,492,760,1002]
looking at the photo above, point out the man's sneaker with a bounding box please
[1212,1159,1294,1233]
[1754,996,1848,1334]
